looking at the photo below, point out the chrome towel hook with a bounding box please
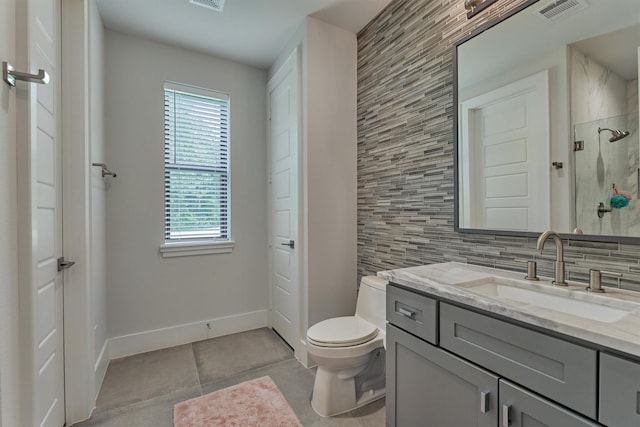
[92,163,117,178]
[2,61,50,87]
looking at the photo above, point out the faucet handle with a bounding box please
[515,258,539,281]
[587,269,623,293]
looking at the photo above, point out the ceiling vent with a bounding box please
[534,0,589,22]
[189,0,225,12]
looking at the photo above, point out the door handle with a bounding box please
[397,307,416,319]
[502,403,512,427]
[3,61,50,86]
[480,391,490,413]
[280,240,294,249]
[57,257,76,272]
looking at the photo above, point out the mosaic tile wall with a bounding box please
[356,0,640,291]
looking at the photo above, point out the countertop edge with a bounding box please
[378,262,640,360]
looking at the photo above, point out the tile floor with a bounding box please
[73,327,385,426]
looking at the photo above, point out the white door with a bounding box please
[15,0,65,425]
[459,71,550,231]
[267,50,299,351]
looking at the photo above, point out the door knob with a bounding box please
[57,257,76,272]
[280,240,294,249]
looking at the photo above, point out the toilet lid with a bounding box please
[307,316,378,347]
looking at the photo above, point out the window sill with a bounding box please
[160,240,235,258]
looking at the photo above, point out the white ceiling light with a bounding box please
[189,0,225,13]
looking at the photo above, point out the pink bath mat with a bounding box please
[174,376,302,427]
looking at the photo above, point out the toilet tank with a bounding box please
[355,276,388,332]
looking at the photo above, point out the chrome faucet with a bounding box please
[536,230,567,286]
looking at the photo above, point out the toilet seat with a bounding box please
[307,316,378,348]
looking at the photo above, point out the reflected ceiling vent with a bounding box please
[535,0,589,22]
[189,0,225,12]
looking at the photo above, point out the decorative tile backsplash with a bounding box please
[356,0,640,291]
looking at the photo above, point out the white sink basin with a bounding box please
[462,277,633,324]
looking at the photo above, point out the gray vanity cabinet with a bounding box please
[599,352,640,426]
[386,283,614,427]
[386,324,499,427]
[500,380,601,427]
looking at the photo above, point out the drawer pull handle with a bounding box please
[398,307,416,319]
[502,403,512,427]
[480,391,490,413]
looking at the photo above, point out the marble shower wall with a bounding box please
[357,0,640,291]
[572,49,640,236]
[571,49,628,125]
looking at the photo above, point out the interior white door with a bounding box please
[268,50,299,351]
[15,0,65,425]
[460,71,550,231]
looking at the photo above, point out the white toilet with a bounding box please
[306,276,387,417]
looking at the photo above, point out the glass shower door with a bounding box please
[573,113,639,236]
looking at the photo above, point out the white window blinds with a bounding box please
[164,82,230,242]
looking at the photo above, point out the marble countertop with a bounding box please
[378,262,640,359]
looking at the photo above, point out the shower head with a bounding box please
[610,130,631,142]
[598,127,630,142]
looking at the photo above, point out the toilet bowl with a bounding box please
[306,276,387,417]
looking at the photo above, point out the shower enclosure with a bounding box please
[574,112,640,236]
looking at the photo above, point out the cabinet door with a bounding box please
[499,380,601,427]
[387,324,498,427]
[600,352,640,426]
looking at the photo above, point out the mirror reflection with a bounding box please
[456,0,640,239]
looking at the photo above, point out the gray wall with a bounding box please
[104,30,269,340]
[356,0,640,291]
[89,2,108,390]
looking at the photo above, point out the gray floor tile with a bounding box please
[193,327,293,384]
[319,417,363,427]
[350,398,386,426]
[95,343,199,411]
[75,328,385,427]
[75,386,201,427]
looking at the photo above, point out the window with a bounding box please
[160,82,233,257]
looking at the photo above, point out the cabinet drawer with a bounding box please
[440,303,597,419]
[599,352,640,426]
[386,284,437,344]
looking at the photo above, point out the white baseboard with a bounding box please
[108,310,269,360]
[94,339,109,400]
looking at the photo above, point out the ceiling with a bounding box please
[572,25,640,81]
[94,0,393,70]
[458,0,640,90]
